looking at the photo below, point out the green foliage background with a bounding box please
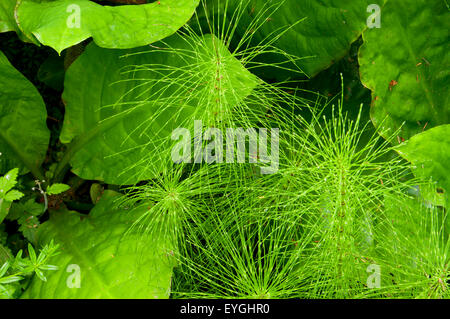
[0,0,448,299]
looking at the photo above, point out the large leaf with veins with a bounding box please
[0,51,49,177]
[359,0,449,141]
[15,0,200,53]
[0,0,18,33]
[22,191,176,299]
[60,34,259,184]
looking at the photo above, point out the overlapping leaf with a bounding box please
[0,51,49,178]
[359,0,450,140]
[21,191,176,298]
[0,0,18,34]
[230,0,374,79]
[397,124,450,206]
[15,0,200,53]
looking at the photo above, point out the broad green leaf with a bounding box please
[15,0,200,54]
[230,0,375,78]
[0,0,38,44]
[0,51,50,178]
[0,244,11,265]
[0,170,24,221]
[0,0,17,33]
[396,125,450,206]
[46,183,70,195]
[60,34,259,184]
[359,0,450,140]
[21,191,176,299]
